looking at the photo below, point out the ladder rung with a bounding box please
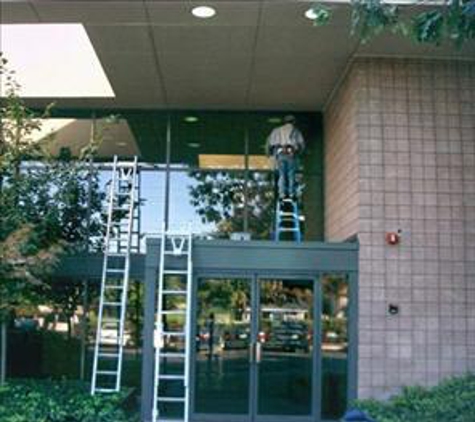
[98,353,120,358]
[103,302,122,306]
[161,310,186,315]
[163,270,188,275]
[162,290,187,295]
[105,285,124,290]
[102,318,120,323]
[164,251,189,256]
[160,352,186,358]
[162,331,185,336]
[157,397,185,403]
[106,268,126,273]
[94,388,117,393]
[159,374,185,380]
[107,253,127,257]
[96,370,118,376]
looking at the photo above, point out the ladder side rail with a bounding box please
[152,225,167,421]
[91,155,119,394]
[293,201,302,242]
[184,233,193,422]
[274,200,280,241]
[115,157,138,391]
[136,170,142,253]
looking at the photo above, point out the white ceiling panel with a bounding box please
[2,1,474,111]
[95,52,165,99]
[255,25,357,59]
[0,2,40,23]
[357,32,475,59]
[153,25,256,56]
[161,53,251,107]
[249,56,349,108]
[145,1,260,27]
[33,1,147,24]
[85,25,153,54]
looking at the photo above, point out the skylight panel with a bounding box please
[0,23,115,98]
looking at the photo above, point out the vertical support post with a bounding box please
[79,280,89,381]
[141,240,160,422]
[164,115,171,231]
[0,320,6,386]
[243,125,250,233]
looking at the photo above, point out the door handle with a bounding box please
[255,341,262,364]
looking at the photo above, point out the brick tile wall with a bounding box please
[325,58,475,399]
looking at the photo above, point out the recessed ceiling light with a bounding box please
[0,24,114,98]
[116,141,127,147]
[184,116,199,123]
[187,142,201,148]
[191,6,216,19]
[304,8,318,20]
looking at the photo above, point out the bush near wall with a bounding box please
[354,374,475,422]
[0,380,136,422]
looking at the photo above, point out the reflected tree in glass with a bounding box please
[188,171,274,239]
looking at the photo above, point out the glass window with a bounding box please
[170,112,245,169]
[321,274,349,420]
[169,170,245,238]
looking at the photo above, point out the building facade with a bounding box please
[2,1,475,421]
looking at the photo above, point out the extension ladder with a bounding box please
[275,197,302,242]
[152,228,193,422]
[91,155,139,394]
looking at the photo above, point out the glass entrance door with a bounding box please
[256,278,315,420]
[193,277,316,422]
[193,277,252,420]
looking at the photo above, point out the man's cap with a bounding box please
[283,114,296,124]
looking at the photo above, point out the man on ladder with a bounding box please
[266,115,305,241]
[266,115,305,201]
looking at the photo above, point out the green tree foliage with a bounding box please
[310,0,475,47]
[0,55,103,321]
[188,171,275,239]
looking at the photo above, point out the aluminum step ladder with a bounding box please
[275,197,302,242]
[91,155,139,394]
[152,228,193,422]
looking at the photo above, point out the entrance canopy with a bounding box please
[2,0,473,111]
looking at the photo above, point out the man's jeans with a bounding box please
[276,153,297,198]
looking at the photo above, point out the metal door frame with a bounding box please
[190,271,322,422]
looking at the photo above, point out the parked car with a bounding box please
[100,323,131,346]
[263,321,310,353]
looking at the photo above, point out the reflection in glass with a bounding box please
[171,171,245,238]
[258,279,314,416]
[170,113,245,168]
[321,274,349,420]
[140,170,165,236]
[194,278,251,415]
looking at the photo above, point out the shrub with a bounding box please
[0,379,136,422]
[354,374,475,422]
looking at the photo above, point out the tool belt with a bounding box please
[275,145,295,155]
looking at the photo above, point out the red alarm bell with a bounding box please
[385,232,400,245]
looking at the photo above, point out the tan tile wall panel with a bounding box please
[324,66,360,241]
[325,58,475,399]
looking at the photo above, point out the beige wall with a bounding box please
[324,68,360,241]
[325,58,475,399]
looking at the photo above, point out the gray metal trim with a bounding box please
[136,238,358,422]
[140,244,160,422]
[348,271,359,403]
